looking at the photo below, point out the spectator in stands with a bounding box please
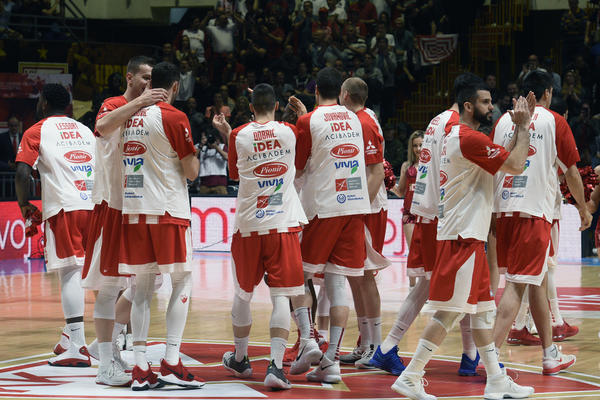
[334,58,349,81]
[571,102,598,165]
[175,59,195,109]
[194,72,216,111]
[370,22,395,51]
[230,95,252,128]
[341,24,367,61]
[198,129,228,195]
[346,8,368,37]
[561,0,587,64]
[273,70,294,108]
[356,52,384,116]
[294,62,312,93]
[182,16,206,64]
[184,97,206,144]
[326,0,346,23]
[383,122,405,176]
[292,1,318,56]
[0,115,21,171]
[541,57,562,95]
[313,6,340,40]
[491,92,511,124]
[273,44,301,83]
[570,54,592,87]
[349,0,377,35]
[392,16,413,64]
[516,54,545,84]
[99,72,123,103]
[506,81,519,101]
[372,0,390,18]
[206,92,232,122]
[563,69,586,117]
[219,84,236,110]
[157,42,176,64]
[261,15,285,60]
[176,36,198,69]
[587,6,600,47]
[374,36,397,123]
[206,11,236,83]
[309,29,343,68]
[485,73,498,103]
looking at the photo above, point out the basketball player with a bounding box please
[392,84,535,399]
[81,55,168,385]
[370,73,486,376]
[117,62,203,391]
[221,83,308,389]
[291,67,371,383]
[491,71,588,375]
[15,84,95,367]
[337,77,390,368]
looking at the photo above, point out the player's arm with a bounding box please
[212,113,231,143]
[366,162,384,203]
[498,96,531,175]
[564,165,592,230]
[15,162,38,218]
[392,161,409,197]
[180,153,200,181]
[95,87,168,137]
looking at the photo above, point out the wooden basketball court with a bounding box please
[1,253,599,399]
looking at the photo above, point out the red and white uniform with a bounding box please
[228,121,307,300]
[118,102,196,275]
[358,107,390,270]
[407,109,459,278]
[82,96,129,289]
[492,106,579,285]
[16,116,95,270]
[296,104,370,276]
[429,124,509,314]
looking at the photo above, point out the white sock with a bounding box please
[357,316,368,348]
[459,315,477,360]
[543,344,558,359]
[98,341,113,368]
[270,337,287,369]
[112,322,127,342]
[294,307,313,339]
[367,317,382,347]
[478,343,502,376]
[514,288,529,330]
[318,329,328,342]
[67,322,85,347]
[549,298,563,326]
[404,339,438,375]
[133,345,147,369]
[325,326,344,361]
[234,336,249,361]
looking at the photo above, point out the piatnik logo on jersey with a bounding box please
[335,160,359,174]
[439,171,448,186]
[528,145,536,156]
[419,148,432,163]
[64,150,92,164]
[123,141,147,156]
[73,179,94,191]
[70,164,93,177]
[330,144,359,159]
[253,162,287,178]
[335,177,362,191]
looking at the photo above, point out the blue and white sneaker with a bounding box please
[369,345,405,375]
[458,352,480,376]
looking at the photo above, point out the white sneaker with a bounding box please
[339,346,365,364]
[306,355,341,383]
[116,333,125,351]
[125,333,133,351]
[53,330,70,355]
[96,360,132,386]
[289,338,322,375]
[391,371,437,400]
[87,339,99,360]
[542,344,576,375]
[113,341,132,372]
[484,373,534,399]
[48,345,91,367]
[355,346,375,369]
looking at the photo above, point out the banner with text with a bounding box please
[0,201,44,261]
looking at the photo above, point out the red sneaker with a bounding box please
[53,332,70,355]
[159,359,205,388]
[283,332,300,366]
[48,345,91,367]
[131,364,163,391]
[553,322,579,341]
[507,327,541,346]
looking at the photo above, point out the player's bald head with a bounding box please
[341,77,368,107]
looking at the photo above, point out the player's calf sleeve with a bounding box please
[165,272,192,364]
[270,295,291,331]
[324,272,347,308]
[94,285,120,320]
[131,273,155,343]
[58,265,85,319]
[317,286,330,317]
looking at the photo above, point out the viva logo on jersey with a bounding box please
[70,164,93,177]
[334,160,359,174]
[123,141,147,172]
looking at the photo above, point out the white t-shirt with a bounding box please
[437,124,509,241]
[199,143,227,177]
[411,109,459,220]
[206,22,235,54]
[229,120,307,234]
[16,115,96,220]
[491,106,579,222]
[182,28,206,62]
[295,104,371,219]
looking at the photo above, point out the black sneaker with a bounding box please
[222,351,252,378]
[264,360,291,390]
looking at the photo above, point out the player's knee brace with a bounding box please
[121,287,134,302]
[432,311,464,333]
[231,294,252,327]
[470,310,496,330]
[317,288,330,317]
[270,295,291,331]
[93,285,120,320]
[324,272,347,308]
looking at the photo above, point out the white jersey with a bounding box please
[229,121,307,234]
[411,109,459,219]
[491,106,579,222]
[438,124,509,241]
[121,102,196,220]
[16,116,96,220]
[357,107,388,213]
[295,104,371,220]
[92,95,127,210]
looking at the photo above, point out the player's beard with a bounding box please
[474,107,491,125]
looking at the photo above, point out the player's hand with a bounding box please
[288,96,307,116]
[578,206,592,231]
[138,85,168,107]
[19,202,40,220]
[212,113,232,135]
[525,90,536,115]
[507,96,531,127]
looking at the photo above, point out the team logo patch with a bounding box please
[63,150,92,164]
[330,144,359,159]
[255,209,265,218]
[337,194,346,203]
[253,162,287,178]
[502,189,510,200]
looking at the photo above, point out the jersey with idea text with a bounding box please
[358,107,387,213]
[121,102,196,220]
[491,106,579,222]
[437,124,509,241]
[16,116,95,220]
[229,120,307,234]
[295,104,371,219]
[411,109,459,219]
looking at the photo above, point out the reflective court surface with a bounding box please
[1,253,599,399]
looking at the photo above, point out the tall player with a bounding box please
[291,67,372,383]
[81,55,167,385]
[222,83,308,389]
[338,77,390,368]
[117,62,203,391]
[370,73,485,376]
[392,84,535,400]
[491,70,588,375]
[15,84,95,367]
